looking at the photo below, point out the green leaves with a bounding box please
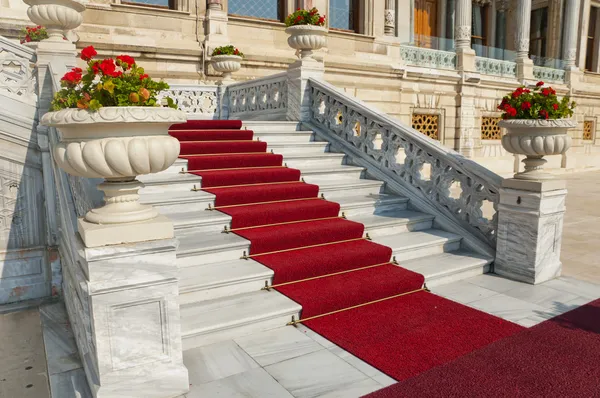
[51,51,175,112]
[212,45,244,57]
[497,83,575,120]
[285,8,326,27]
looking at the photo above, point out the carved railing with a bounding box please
[533,66,566,83]
[475,57,517,78]
[225,72,288,120]
[0,36,37,104]
[307,78,501,249]
[157,85,219,119]
[400,45,457,70]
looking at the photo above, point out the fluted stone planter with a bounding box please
[24,0,86,41]
[499,119,576,180]
[42,107,186,246]
[285,25,328,59]
[212,55,242,80]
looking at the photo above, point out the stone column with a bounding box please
[454,0,476,71]
[562,0,580,69]
[495,179,567,284]
[207,0,222,10]
[515,0,534,80]
[384,0,396,36]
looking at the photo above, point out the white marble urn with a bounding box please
[42,107,185,225]
[285,25,328,59]
[24,0,86,42]
[212,55,242,80]
[499,119,576,180]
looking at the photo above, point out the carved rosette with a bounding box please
[499,119,576,180]
[24,0,86,41]
[285,25,328,60]
[212,55,242,81]
[42,107,186,224]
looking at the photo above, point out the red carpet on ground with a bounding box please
[365,298,600,398]
[170,120,526,386]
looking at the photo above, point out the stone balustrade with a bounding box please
[225,72,288,120]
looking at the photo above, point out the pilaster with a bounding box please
[204,0,230,55]
[495,179,567,285]
[457,83,477,158]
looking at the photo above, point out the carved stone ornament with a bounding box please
[42,107,186,224]
[499,119,576,180]
[285,25,328,60]
[211,55,242,81]
[454,25,472,41]
[24,0,86,41]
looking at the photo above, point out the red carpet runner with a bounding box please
[171,120,524,382]
[366,298,600,397]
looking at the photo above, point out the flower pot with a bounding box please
[22,41,40,50]
[285,25,328,59]
[41,107,186,224]
[24,0,86,41]
[211,55,242,81]
[498,119,576,180]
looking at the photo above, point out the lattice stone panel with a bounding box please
[583,120,594,141]
[412,114,440,140]
[481,116,502,140]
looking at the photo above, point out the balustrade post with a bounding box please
[514,0,534,81]
[286,57,324,122]
[495,179,567,284]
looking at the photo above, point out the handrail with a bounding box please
[307,78,501,248]
[225,72,288,120]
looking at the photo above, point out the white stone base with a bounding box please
[78,215,174,248]
[495,178,567,284]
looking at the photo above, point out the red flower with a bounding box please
[523,89,531,94]
[550,88,556,95]
[71,67,82,73]
[234,49,239,55]
[541,88,551,96]
[539,109,549,119]
[81,46,97,61]
[536,81,544,87]
[139,73,149,80]
[25,36,31,43]
[296,15,302,21]
[521,101,532,110]
[91,62,100,74]
[61,71,82,85]
[98,58,116,76]
[553,103,559,110]
[512,87,524,98]
[111,71,123,78]
[318,16,325,24]
[507,107,517,117]
[116,55,135,69]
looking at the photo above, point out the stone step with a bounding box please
[254,130,315,143]
[334,193,409,216]
[180,290,301,350]
[138,172,201,193]
[283,152,347,168]
[178,258,273,305]
[242,121,303,132]
[176,227,249,264]
[352,210,435,237]
[164,158,189,174]
[269,141,329,155]
[400,250,493,287]
[300,164,364,179]
[140,189,215,209]
[373,229,463,262]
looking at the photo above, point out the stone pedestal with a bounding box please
[456,47,476,72]
[516,57,535,81]
[63,237,189,398]
[286,58,324,122]
[495,179,567,284]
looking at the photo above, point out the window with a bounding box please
[471,3,488,56]
[228,0,283,22]
[481,116,502,140]
[414,0,438,48]
[530,7,548,58]
[122,0,174,9]
[586,6,598,71]
[329,0,359,32]
[412,113,440,140]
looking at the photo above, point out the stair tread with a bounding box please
[179,258,272,291]
[140,189,214,205]
[373,229,463,252]
[350,210,434,229]
[138,172,200,185]
[334,192,408,208]
[398,249,492,280]
[181,290,300,335]
[161,207,230,228]
[177,227,248,256]
[299,164,363,174]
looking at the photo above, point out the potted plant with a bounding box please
[211,45,243,80]
[285,7,327,59]
[41,46,186,232]
[24,0,86,42]
[497,81,576,180]
[19,25,48,48]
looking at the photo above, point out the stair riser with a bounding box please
[425,263,491,288]
[257,134,313,143]
[145,196,212,208]
[242,124,302,132]
[365,219,434,238]
[284,157,345,169]
[392,240,462,262]
[175,222,227,234]
[141,180,199,193]
[179,277,271,306]
[271,145,329,155]
[177,245,249,265]
[164,160,188,174]
[321,185,384,200]
[182,310,300,350]
[342,201,409,217]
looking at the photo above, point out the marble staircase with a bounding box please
[138,121,494,351]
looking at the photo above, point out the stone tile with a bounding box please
[327,344,384,379]
[235,326,323,367]
[0,309,50,398]
[431,280,499,304]
[543,277,600,300]
[39,303,82,376]
[502,284,579,308]
[515,316,547,328]
[49,368,92,398]
[294,324,336,348]
[264,349,379,398]
[371,373,397,388]
[187,368,293,398]
[466,274,529,294]
[183,340,259,386]
[467,293,547,322]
